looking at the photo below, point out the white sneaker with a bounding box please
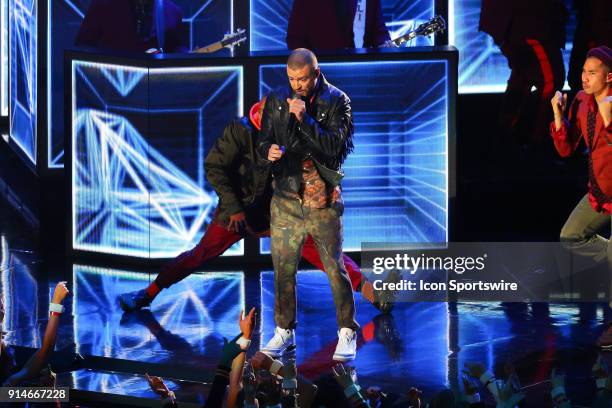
[261,327,295,358]
[333,328,357,362]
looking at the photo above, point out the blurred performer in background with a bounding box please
[480,0,568,144]
[287,0,395,50]
[568,0,612,94]
[75,0,188,53]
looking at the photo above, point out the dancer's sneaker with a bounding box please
[261,327,295,358]
[118,289,152,312]
[333,328,357,362]
[596,321,612,350]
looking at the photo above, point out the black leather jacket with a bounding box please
[256,74,354,196]
[204,117,272,231]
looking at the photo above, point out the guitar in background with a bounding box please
[391,15,446,47]
[192,29,247,53]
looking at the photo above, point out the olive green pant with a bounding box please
[270,194,359,330]
[560,194,612,304]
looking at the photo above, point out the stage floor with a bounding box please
[0,200,611,406]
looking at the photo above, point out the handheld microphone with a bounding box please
[287,92,308,140]
[287,92,301,135]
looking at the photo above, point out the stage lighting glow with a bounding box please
[0,239,39,348]
[73,264,244,363]
[9,0,37,164]
[259,59,450,252]
[1,0,8,116]
[0,235,7,273]
[99,68,147,97]
[71,61,243,258]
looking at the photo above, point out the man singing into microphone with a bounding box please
[257,49,359,362]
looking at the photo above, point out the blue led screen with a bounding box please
[0,236,40,348]
[1,0,8,117]
[49,0,232,168]
[73,265,244,363]
[451,0,576,93]
[250,0,435,52]
[48,0,93,168]
[9,0,37,164]
[71,61,243,258]
[259,60,449,252]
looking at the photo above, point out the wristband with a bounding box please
[49,303,64,314]
[551,386,566,399]
[465,393,481,404]
[49,311,62,317]
[236,336,251,350]
[282,378,297,389]
[596,378,607,389]
[269,360,284,376]
[343,383,361,398]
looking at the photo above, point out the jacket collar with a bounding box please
[311,72,327,102]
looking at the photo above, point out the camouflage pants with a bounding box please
[270,194,359,330]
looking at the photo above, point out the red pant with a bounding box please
[154,223,363,291]
[501,38,565,143]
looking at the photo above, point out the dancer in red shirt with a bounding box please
[550,45,612,348]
